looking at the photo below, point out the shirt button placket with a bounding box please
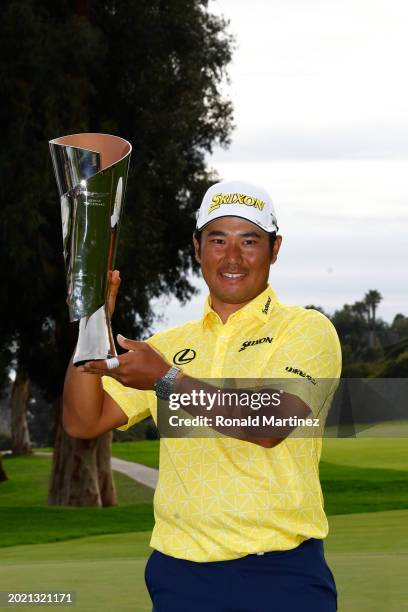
[213,324,233,378]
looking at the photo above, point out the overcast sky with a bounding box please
[151,0,408,332]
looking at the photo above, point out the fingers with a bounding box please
[80,357,121,375]
[109,269,121,286]
[79,355,128,385]
[107,270,121,317]
[108,270,121,295]
[117,334,142,351]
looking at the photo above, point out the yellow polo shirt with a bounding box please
[102,285,341,562]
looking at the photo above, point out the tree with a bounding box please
[304,305,328,316]
[364,290,382,348]
[0,1,233,505]
[331,302,369,363]
[353,300,370,321]
[331,291,387,363]
[88,0,234,335]
[0,458,7,483]
[391,314,408,342]
[48,423,116,506]
[378,350,408,377]
[10,363,32,455]
[0,0,103,463]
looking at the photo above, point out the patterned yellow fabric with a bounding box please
[102,285,341,561]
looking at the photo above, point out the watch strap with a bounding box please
[154,366,181,400]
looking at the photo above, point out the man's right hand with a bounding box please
[107,269,121,318]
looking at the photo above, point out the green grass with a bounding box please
[0,455,54,506]
[322,437,408,515]
[1,443,407,549]
[0,455,154,506]
[0,511,407,611]
[0,505,154,548]
[0,532,153,612]
[320,460,408,515]
[326,510,408,611]
[112,440,160,468]
[321,437,408,471]
[39,441,160,468]
[0,439,407,610]
[0,455,154,548]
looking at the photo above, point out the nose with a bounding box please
[224,241,242,266]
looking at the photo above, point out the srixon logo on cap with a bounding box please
[208,192,266,214]
[239,336,273,352]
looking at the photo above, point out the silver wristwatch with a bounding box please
[154,366,181,400]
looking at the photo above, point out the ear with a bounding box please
[193,233,201,264]
[270,235,282,265]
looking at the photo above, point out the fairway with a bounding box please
[0,532,153,612]
[321,437,408,471]
[0,510,407,611]
[1,438,407,609]
[0,455,154,547]
[327,510,408,611]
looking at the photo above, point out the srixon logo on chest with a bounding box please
[239,336,273,352]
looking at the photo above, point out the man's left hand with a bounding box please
[80,335,171,389]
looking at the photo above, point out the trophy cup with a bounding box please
[49,133,132,365]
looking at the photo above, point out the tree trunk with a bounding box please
[368,306,376,349]
[74,0,90,17]
[0,458,7,482]
[10,363,32,455]
[48,396,117,507]
[96,431,117,507]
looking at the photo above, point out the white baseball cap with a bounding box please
[196,180,278,233]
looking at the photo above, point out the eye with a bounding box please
[243,239,257,245]
[210,238,225,244]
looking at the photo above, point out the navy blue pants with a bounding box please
[145,538,337,611]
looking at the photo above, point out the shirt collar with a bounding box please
[202,284,277,328]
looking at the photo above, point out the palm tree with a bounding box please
[364,290,383,348]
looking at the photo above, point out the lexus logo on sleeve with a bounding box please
[173,348,196,365]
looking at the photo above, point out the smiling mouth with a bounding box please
[220,272,246,279]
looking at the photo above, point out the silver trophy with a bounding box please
[49,133,132,365]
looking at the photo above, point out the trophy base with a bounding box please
[73,305,116,366]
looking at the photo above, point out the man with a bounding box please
[63,180,341,611]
